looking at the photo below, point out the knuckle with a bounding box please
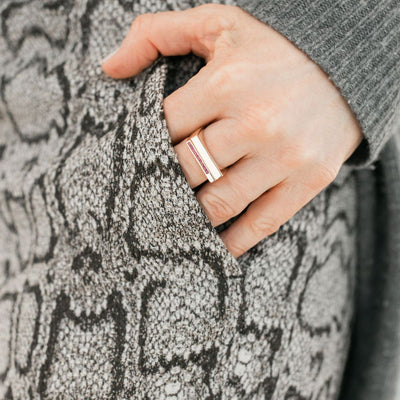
[198,4,237,34]
[313,160,339,186]
[278,140,314,168]
[234,123,253,144]
[208,64,234,97]
[195,5,239,54]
[265,111,281,138]
[301,160,339,193]
[249,216,280,237]
[200,191,235,224]
[241,102,280,137]
[228,4,247,17]
[130,13,151,31]
[242,102,276,135]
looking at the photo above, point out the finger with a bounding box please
[196,153,287,227]
[101,4,234,79]
[163,63,228,142]
[173,118,254,188]
[218,170,327,258]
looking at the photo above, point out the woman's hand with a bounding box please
[101,3,363,258]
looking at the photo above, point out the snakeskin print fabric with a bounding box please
[0,0,358,399]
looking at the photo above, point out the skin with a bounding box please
[101,3,363,259]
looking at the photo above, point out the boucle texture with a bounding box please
[0,0,361,399]
[236,0,400,167]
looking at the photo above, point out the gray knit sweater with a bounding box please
[0,0,399,399]
[234,1,400,399]
[237,0,400,168]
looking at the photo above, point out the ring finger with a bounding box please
[173,117,254,188]
[174,120,288,226]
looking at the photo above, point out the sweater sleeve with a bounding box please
[235,0,400,167]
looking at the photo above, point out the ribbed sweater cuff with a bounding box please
[236,0,400,168]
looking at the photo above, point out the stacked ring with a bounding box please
[186,127,223,183]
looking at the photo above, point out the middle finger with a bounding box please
[164,59,235,142]
[196,153,286,227]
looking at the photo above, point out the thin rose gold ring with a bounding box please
[185,127,223,183]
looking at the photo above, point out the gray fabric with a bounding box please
[0,0,361,399]
[0,0,398,399]
[339,133,400,400]
[236,0,400,167]
[234,1,400,399]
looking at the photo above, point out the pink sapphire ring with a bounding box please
[186,127,223,183]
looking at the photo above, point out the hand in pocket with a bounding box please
[101,3,363,258]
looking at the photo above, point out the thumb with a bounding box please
[100,4,233,79]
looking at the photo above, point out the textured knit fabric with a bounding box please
[234,1,400,399]
[0,0,398,400]
[0,0,360,399]
[236,0,400,167]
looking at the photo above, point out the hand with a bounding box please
[101,3,363,258]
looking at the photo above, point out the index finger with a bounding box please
[100,3,236,79]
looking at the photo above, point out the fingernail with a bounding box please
[101,47,119,65]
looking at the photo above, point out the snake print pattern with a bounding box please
[0,0,358,399]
